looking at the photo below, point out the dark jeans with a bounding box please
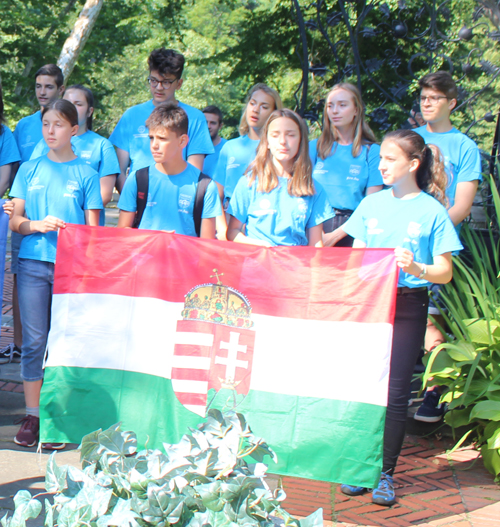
[383,288,429,474]
[323,210,354,247]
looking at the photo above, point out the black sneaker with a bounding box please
[0,344,22,364]
[414,389,445,422]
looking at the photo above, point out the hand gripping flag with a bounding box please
[41,225,398,488]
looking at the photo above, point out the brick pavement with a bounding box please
[1,219,499,526]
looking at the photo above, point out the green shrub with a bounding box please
[422,177,500,481]
[1,410,323,527]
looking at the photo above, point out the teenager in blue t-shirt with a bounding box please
[31,85,120,226]
[13,64,65,163]
[0,84,21,197]
[341,130,462,507]
[9,100,102,450]
[414,72,482,422]
[118,102,221,237]
[227,109,333,247]
[201,105,227,178]
[310,83,383,247]
[212,84,283,205]
[110,48,213,193]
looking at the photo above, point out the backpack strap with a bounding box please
[133,167,150,229]
[193,172,212,237]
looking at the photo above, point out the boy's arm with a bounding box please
[118,211,136,228]
[447,180,478,226]
[85,210,101,226]
[188,154,205,171]
[115,147,130,194]
[200,217,216,239]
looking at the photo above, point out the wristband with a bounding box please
[418,264,427,279]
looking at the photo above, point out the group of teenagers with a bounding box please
[0,46,481,507]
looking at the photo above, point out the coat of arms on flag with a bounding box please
[172,269,255,416]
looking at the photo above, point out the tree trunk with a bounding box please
[57,0,104,81]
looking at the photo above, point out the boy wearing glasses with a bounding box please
[110,48,213,192]
[414,71,482,423]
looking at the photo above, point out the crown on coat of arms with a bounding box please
[181,269,254,328]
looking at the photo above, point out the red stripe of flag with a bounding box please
[171,368,209,381]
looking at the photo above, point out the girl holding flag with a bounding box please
[227,108,333,247]
[310,83,383,247]
[9,99,102,450]
[340,129,462,506]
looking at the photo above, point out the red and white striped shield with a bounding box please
[172,319,255,417]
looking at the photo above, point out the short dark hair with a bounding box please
[145,101,188,136]
[42,99,78,127]
[202,105,223,123]
[419,71,458,100]
[35,64,64,88]
[148,48,185,79]
[66,84,94,130]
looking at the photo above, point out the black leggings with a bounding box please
[383,288,429,475]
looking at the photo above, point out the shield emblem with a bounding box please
[171,271,255,417]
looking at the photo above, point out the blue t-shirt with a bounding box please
[0,125,21,167]
[10,155,103,263]
[309,139,383,211]
[118,163,221,235]
[343,189,463,288]
[415,126,482,209]
[13,111,43,163]
[31,130,120,226]
[203,138,227,178]
[109,100,214,174]
[212,135,259,199]
[228,175,334,247]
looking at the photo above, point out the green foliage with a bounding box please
[1,410,322,527]
[422,177,500,480]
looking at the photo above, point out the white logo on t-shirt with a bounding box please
[316,162,324,170]
[347,164,361,181]
[227,156,240,169]
[178,193,192,213]
[64,180,80,198]
[260,199,271,210]
[296,198,308,213]
[367,217,383,235]
[28,176,44,192]
[254,198,276,216]
[138,126,146,134]
[407,221,422,238]
[80,150,92,160]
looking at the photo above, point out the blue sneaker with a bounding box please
[414,389,445,423]
[372,472,396,506]
[340,483,367,496]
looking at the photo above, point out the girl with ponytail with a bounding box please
[339,129,462,507]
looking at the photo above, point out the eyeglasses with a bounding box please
[419,95,449,104]
[147,76,178,89]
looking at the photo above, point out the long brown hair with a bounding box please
[246,109,315,197]
[239,83,283,136]
[316,83,377,159]
[383,129,449,207]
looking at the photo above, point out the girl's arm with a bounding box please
[85,210,101,227]
[394,247,453,284]
[200,217,216,239]
[307,224,324,247]
[227,215,271,247]
[323,227,347,247]
[0,164,13,197]
[352,239,367,248]
[10,198,66,234]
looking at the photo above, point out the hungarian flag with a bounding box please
[41,225,398,488]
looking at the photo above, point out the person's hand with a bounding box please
[2,201,14,218]
[35,215,66,233]
[251,238,272,247]
[161,230,175,234]
[394,246,416,273]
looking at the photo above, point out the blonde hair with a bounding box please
[245,109,315,197]
[316,83,377,159]
[239,83,283,136]
[383,130,449,207]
